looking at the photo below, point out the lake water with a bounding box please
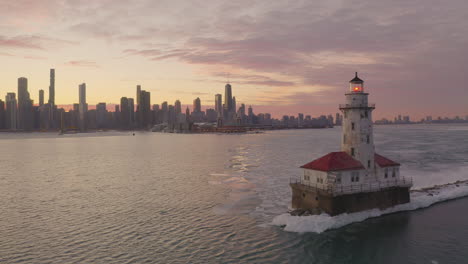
[1,124,467,263]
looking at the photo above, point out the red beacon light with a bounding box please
[349,72,364,93]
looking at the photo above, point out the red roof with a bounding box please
[375,153,400,167]
[301,152,365,172]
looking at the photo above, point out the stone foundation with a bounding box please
[290,183,410,216]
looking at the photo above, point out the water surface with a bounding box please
[1,124,467,263]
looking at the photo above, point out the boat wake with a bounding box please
[272,180,468,233]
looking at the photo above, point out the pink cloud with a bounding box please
[65,60,99,68]
[0,35,77,50]
[23,55,47,60]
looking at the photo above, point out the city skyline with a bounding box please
[1,68,467,121]
[1,1,467,119]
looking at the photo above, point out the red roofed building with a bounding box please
[375,153,400,167]
[301,152,364,172]
[290,73,412,216]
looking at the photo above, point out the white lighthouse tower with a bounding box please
[289,73,412,216]
[340,72,375,181]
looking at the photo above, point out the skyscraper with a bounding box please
[0,100,5,129]
[215,94,222,116]
[185,106,190,122]
[5,93,17,130]
[248,105,253,118]
[120,97,131,129]
[168,105,176,125]
[39,89,44,106]
[161,101,168,123]
[79,83,87,131]
[136,85,141,106]
[96,103,107,129]
[17,77,33,130]
[49,69,55,105]
[224,83,233,112]
[193,97,201,113]
[232,96,236,113]
[175,100,182,115]
[128,98,135,124]
[138,90,151,128]
[48,69,56,128]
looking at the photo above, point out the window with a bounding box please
[351,122,355,130]
[368,160,371,168]
[344,112,348,118]
[343,135,346,143]
[336,173,342,184]
[384,168,388,178]
[351,171,360,182]
[351,148,355,156]
[364,111,368,118]
[392,168,396,177]
[366,135,370,144]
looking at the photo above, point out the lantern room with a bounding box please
[349,72,364,93]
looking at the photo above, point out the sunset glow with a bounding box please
[0,0,467,119]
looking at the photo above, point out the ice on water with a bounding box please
[272,180,468,233]
[212,125,468,232]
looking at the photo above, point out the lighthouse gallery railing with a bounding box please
[290,177,413,196]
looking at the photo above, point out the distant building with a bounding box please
[232,96,237,114]
[121,97,131,129]
[248,105,254,124]
[5,93,17,130]
[96,103,107,129]
[17,77,33,130]
[79,83,87,131]
[161,101,168,123]
[168,105,176,125]
[193,97,201,113]
[138,90,151,128]
[128,98,135,125]
[206,108,217,122]
[191,97,205,122]
[48,69,55,128]
[48,69,55,106]
[335,113,343,126]
[0,100,5,129]
[136,85,141,106]
[175,100,182,115]
[215,94,222,116]
[224,83,233,113]
[39,90,44,106]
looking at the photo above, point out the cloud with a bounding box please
[0,0,467,117]
[23,55,47,60]
[65,60,99,68]
[0,35,44,49]
[0,35,77,50]
[0,52,13,56]
[211,72,295,87]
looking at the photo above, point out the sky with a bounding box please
[0,0,467,119]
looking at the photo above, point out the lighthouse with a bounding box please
[290,73,412,216]
[340,72,375,180]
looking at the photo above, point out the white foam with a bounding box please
[272,182,468,233]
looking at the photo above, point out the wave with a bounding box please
[272,180,468,233]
